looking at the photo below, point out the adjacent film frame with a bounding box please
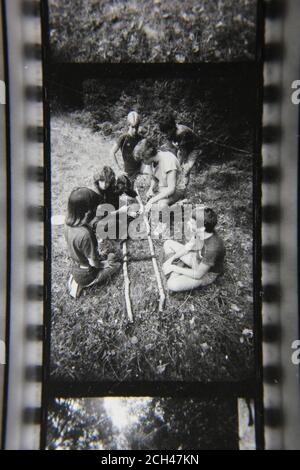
[0,0,299,450]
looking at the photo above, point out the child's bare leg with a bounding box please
[167,273,203,292]
[157,198,170,210]
[163,240,198,268]
[167,272,219,292]
[163,240,184,257]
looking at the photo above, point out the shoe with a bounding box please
[67,275,83,299]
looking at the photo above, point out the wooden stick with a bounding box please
[123,242,133,323]
[136,190,166,312]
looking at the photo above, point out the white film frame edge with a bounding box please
[0,0,7,447]
[262,0,300,450]
[3,0,44,450]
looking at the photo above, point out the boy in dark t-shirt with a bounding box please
[112,111,143,182]
[159,113,201,190]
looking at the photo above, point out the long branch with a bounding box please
[123,241,133,323]
[136,190,166,312]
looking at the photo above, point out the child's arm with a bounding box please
[112,205,129,216]
[182,151,198,175]
[167,238,195,264]
[146,178,156,200]
[163,238,196,275]
[111,141,123,172]
[88,257,109,269]
[171,261,210,280]
[145,171,176,211]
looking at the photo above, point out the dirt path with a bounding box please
[51,114,119,215]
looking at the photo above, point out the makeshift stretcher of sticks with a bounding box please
[122,189,166,323]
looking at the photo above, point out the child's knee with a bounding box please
[158,199,168,211]
[167,276,181,292]
[163,240,173,254]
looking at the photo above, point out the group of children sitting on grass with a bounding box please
[65,111,225,299]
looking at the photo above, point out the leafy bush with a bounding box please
[50,67,257,163]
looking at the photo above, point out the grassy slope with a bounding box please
[48,0,257,63]
[50,112,254,382]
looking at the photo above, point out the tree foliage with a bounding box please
[47,397,238,450]
[50,68,257,164]
[126,397,238,450]
[47,398,113,450]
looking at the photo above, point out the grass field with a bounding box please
[50,111,254,383]
[48,0,257,63]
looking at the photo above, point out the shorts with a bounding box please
[167,188,186,205]
[124,164,141,182]
[72,265,99,286]
[72,261,121,287]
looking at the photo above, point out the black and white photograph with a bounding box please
[48,0,258,63]
[49,65,258,383]
[44,0,263,453]
[46,396,256,450]
[2,0,300,453]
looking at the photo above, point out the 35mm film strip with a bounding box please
[0,0,299,450]
[262,0,300,450]
[1,0,44,450]
[0,0,7,448]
